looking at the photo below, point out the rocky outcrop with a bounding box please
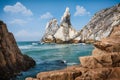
[26,23,120,80]
[0,20,35,80]
[42,4,120,44]
[42,7,80,43]
[79,3,120,43]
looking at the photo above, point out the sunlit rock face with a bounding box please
[41,7,80,43]
[79,4,120,43]
[42,4,120,44]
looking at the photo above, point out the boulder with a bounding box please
[0,20,35,79]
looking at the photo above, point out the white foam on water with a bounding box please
[67,62,78,66]
[19,45,33,49]
[32,42,38,46]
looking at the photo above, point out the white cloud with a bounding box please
[10,19,27,26]
[40,12,53,19]
[15,30,41,41]
[74,5,90,16]
[4,2,33,16]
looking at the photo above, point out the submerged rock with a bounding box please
[41,7,80,43]
[0,20,35,79]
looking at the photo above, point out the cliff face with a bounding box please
[42,7,80,43]
[42,4,120,43]
[79,4,120,42]
[26,24,120,80]
[0,21,35,79]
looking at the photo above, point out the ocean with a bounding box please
[15,41,94,80]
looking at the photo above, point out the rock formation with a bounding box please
[27,4,120,80]
[42,4,120,43]
[78,3,120,43]
[0,20,35,80]
[41,7,80,43]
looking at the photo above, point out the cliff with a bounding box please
[42,4,120,43]
[78,3,120,43]
[26,24,120,80]
[0,20,35,80]
[41,7,80,43]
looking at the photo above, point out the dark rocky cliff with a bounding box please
[0,20,35,80]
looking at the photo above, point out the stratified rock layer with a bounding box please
[0,20,35,80]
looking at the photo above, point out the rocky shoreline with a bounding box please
[26,24,120,80]
[0,21,36,80]
[26,3,120,80]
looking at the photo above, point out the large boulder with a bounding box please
[41,7,80,43]
[0,20,35,79]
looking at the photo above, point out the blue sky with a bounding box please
[0,0,120,41]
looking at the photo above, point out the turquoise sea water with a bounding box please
[15,41,94,80]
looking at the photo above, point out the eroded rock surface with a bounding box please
[42,4,120,43]
[0,20,35,79]
[79,3,120,42]
[41,7,80,43]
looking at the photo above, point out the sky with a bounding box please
[0,0,120,41]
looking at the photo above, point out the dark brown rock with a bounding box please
[0,21,35,80]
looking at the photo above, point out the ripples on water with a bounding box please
[15,41,94,80]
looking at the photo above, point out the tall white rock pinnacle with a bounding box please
[60,7,71,24]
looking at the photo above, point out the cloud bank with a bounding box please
[4,2,33,16]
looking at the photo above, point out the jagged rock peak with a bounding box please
[60,7,71,25]
[41,7,80,43]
